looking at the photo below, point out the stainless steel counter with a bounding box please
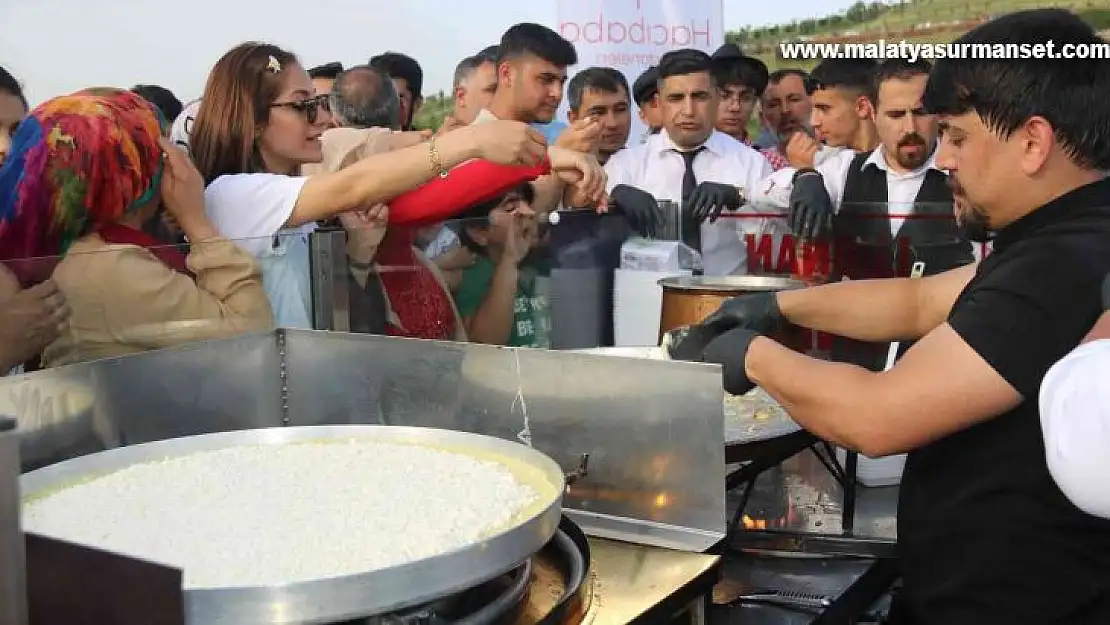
[585,537,719,625]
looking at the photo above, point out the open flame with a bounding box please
[740,498,799,531]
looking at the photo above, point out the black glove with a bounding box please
[666,292,782,361]
[789,169,835,240]
[609,184,663,238]
[700,292,783,336]
[701,327,759,395]
[664,324,721,361]
[1103,273,1110,311]
[684,182,743,224]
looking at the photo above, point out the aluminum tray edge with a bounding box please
[19,425,564,625]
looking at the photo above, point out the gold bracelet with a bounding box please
[428,137,449,178]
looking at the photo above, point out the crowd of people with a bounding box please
[0,18,849,369]
[2,7,1110,624]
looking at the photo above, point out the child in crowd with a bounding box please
[454,184,551,348]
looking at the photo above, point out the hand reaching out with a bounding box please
[0,276,70,372]
[339,204,389,265]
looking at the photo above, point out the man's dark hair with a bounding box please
[712,59,769,97]
[453,55,485,88]
[308,62,344,80]
[567,67,630,112]
[497,23,577,68]
[330,65,400,129]
[768,68,812,93]
[369,52,423,98]
[477,45,500,62]
[924,9,1110,169]
[871,58,931,105]
[657,49,715,89]
[810,59,877,99]
[711,43,769,97]
[0,65,27,111]
[131,84,183,122]
[457,184,536,255]
[632,66,659,105]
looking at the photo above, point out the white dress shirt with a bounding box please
[748,146,946,238]
[604,130,778,276]
[1039,338,1110,519]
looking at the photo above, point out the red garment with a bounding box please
[761,148,791,171]
[374,229,456,340]
[387,158,552,227]
[97,222,194,277]
[739,134,791,171]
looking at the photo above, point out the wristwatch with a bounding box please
[792,167,819,183]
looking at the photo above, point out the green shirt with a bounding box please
[455,258,551,348]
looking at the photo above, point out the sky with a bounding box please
[2,0,859,106]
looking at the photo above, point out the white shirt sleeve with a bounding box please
[204,173,309,257]
[1039,338,1110,519]
[603,150,635,194]
[746,148,856,213]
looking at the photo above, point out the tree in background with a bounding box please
[412,91,452,131]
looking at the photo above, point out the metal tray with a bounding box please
[657,275,807,293]
[19,425,566,625]
[569,348,802,445]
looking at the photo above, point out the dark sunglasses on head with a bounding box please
[270,94,331,124]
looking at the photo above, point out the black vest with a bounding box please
[831,152,975,370]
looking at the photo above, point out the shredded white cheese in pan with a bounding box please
[23,441,539,589]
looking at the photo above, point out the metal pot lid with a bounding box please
[657,275,807,293]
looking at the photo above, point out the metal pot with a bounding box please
[657,276,809,351]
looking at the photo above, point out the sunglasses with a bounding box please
[270,94,331,124]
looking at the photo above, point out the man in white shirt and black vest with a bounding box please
[604,49,776,276]
[750,58,974,369]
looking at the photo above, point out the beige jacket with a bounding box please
[43,235,274,367]
[305,127,467,341]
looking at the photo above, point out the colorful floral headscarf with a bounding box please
[0,88,165,276]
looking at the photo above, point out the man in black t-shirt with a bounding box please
[672,9,1110,624]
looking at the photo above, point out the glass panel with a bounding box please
[299,201,991,355]
[0,201,990,378]
[1,234,294,375]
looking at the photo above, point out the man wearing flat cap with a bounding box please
[710,43,788,170]
[631,66,662,143]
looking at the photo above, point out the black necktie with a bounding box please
[677,147,705,252]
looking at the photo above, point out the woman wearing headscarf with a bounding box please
[0,88,273,367]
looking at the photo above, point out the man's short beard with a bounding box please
[955,200,994,243]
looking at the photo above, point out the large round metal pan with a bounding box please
[19,425,565,625]
[568,347,803,445]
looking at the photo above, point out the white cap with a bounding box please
[1039,338,1110,519]
[171,99,201,151]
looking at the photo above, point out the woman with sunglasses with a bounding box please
[0,89,273,367]
[190,42,580,330]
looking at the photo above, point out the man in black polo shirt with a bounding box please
[674,9,1110,624]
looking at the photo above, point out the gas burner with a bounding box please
[336,517,591,625]
[344,560,533,625]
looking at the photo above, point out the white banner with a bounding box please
[555,0,725,141]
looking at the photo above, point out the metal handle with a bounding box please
[735,589,831,610]
[564,453,590,490]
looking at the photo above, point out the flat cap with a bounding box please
[632,65,659,105]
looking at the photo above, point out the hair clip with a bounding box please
[267,55,282,74]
